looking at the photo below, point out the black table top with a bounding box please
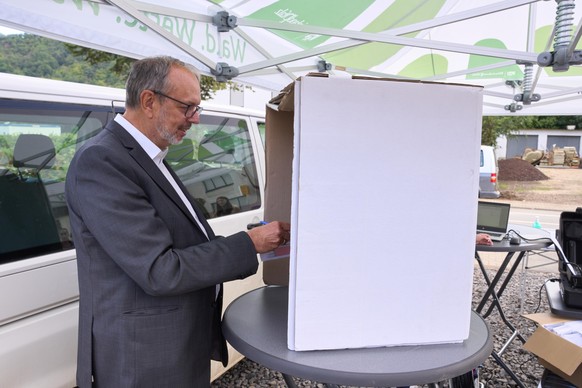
[476,224,553,253]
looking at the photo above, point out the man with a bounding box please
[65,56,290,387]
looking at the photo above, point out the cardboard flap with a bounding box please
[523,312,574,325]
[268,82,295,112]
[267,74,482,114]
[524,326,582,376]
[262,99,294,286]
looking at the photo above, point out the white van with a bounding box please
[479,145,500,199]
[0,72,267,387]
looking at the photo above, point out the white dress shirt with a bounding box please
[114,114,209,239]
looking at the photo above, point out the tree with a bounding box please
[481,116,530,146]
[479,115,582,146]
[65,45,230,100]
[0,34,124,86]
[0,34,233,98]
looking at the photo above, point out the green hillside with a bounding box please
[0,33,127,87]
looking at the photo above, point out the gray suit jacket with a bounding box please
[65,121,259,388]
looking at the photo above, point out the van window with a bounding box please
[170,113,261,219]
[480,149,484,167]
[0,100,118,264]
[258,121,266,146]
[0,101,262,264]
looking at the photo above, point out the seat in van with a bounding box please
[0,134,60,259]
[13,134,56,172]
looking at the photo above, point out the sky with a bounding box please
[0,26,23,35]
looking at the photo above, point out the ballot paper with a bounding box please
[260,243,290,261]
[545,320,582,347]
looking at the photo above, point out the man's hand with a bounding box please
[247,221,291,253]
[476,233,493,246]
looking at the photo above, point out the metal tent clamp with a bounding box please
[212,62,240,82]
[513,63,541,105]
[212,11,238,32]
[211,11,239,82]
[538,0,582,71]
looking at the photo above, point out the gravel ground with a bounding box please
[471,266,556,388]
[211,266,560,388]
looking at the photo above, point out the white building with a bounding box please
[496,128,582,160]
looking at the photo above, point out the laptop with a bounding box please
[476,201,511,242]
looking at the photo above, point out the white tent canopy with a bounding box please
[2,0,582,115]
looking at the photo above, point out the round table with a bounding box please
[223,285,493,387]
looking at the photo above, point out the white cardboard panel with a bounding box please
[288,77,483,351]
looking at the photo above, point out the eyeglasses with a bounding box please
[152,90,203,118]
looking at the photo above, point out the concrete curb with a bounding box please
[493,199,576,213]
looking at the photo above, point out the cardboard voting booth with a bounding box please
[264,75,483,351]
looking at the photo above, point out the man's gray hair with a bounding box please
[125,56,200,108]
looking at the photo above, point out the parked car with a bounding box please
[479,145,501,198]
[0,72,267,387]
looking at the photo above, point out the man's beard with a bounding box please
[157,108,189,145]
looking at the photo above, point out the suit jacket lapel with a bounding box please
[106,122,211,238]
[165,160,216,240]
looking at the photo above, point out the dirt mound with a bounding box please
[498,158,549,181]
